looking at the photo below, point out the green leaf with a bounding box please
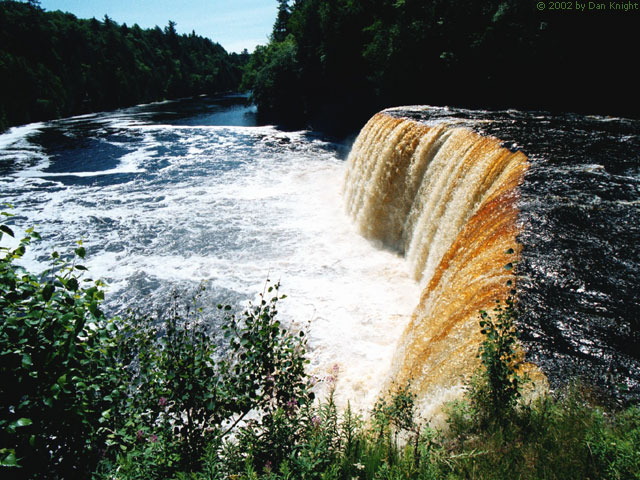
[42,283,54,301]
[14,418,33,428]
[0,225,15,237]
[1,452,19,467]
[74,246,86,259]
[66,277,79,291]
[88,301,101,317]
[21,354,32,368]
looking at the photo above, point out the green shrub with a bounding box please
[469,292,525,428]
[0,211,123,478]
[588,405,640,479]
[96,281,314,478]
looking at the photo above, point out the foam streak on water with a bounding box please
[0,97,419,411]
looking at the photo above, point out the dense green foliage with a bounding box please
[0,218,122,477]
[92,283,313,480]
[244,0,638,133]
[0,0,248,131]
[1,216,638,479]
[472,295,525,427]
[0,210,312,478]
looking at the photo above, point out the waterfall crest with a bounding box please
[344,112,530,405]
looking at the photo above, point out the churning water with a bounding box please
[0,95,419,410]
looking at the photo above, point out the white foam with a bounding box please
[0,122,44,150]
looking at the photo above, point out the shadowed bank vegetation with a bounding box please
[1,214,638,479]
[243,0,638,133]
[0,0,248,131]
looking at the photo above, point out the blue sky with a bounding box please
[38,0,279,53]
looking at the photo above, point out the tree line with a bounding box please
[2,0,636,136]
[244,0,638,134]
[0,0,248,131]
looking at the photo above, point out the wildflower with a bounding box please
[354,462,365,471]
[264,460,273,472]
[311,415,321,427]
[158,396,168,407]
[286,398,298,410]
[149,434,158,443]
[136,429,144,441]
[309,375,317,386]
[332,363,340,375]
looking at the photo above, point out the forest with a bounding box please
[244,0,638,133]
[3,0,636,135]
[0,0,248,131]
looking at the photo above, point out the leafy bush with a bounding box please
[0,211,122,478]
[98,281,313,477]
[467,293,526,429]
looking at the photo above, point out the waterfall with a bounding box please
[344,112,533,408]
